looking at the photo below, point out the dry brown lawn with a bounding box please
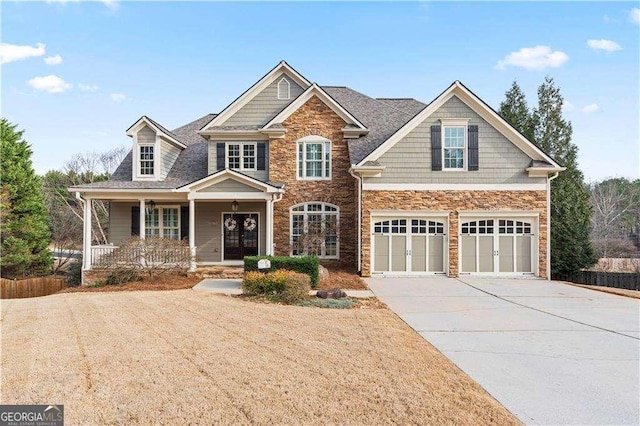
[1,290,518,425]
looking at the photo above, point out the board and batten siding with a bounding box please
[195,202,266,262]
[223,74,305,126]
[159,139,181,180]
[207,141,269,181]
[197,178,262,193]
[366,96,544,184]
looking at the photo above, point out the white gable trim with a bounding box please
[357,81,561,169]
[200,61,311,130]
[126,117,186,149]
[262,83,368,132]
[175,169,284,194]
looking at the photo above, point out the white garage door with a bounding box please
[372,218,447,275]
[460,218,536,275]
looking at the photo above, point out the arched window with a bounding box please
[290,202,339,258]
[297,135,331,180]
[277,77,290,100]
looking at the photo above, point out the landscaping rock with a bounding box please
[316,288,347,299]
[319,265,330,282]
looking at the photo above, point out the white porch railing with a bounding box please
[90,244,192,268]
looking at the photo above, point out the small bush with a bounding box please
[244,255,319,287]
[88,281,106,288]
[242,270,311,304]
[66,258,82,287]
[295,298,355,309]
[105,269,141,286]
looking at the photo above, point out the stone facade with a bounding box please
[270,95,357,267]
[361,190,548,278]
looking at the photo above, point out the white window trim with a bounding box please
[225,142,257,171]
[289,202,339,259]
[277,77,291,100]
[296,135,332,181]
[133,133,161,180]
[145,205,181,240]
[440,118,470,172]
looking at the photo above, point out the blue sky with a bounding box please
[2,1,639,182]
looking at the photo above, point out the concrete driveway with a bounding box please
[366,277,640,425]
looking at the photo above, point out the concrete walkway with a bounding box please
[366,277,640,425]
[193,279,375,299]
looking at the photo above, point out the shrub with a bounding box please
[295,298,355,309]
[244,255,319,287]
[105,269,141,286]
[66,257,82,287]
[241,270,311,304]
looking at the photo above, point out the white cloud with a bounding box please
[44,54,63,65]
[100,0,119,11]
[79,83,99,92]
[562,100,574,112]
[27,75,72,93]
[0,42,46,64]
[110,93,127,102]
[582,103,600,114]
[587,39,622,52]
[630,8,640,25]
[495,45,569,71]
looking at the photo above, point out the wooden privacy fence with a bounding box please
[555,271,640,291]
[0,277,67,299]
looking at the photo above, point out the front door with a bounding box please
[223,213,259,260]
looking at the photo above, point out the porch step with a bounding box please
[191,266,245,280]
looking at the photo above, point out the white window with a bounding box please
[139,145,155,175]
[443,126,465,170]
[145,206,180,240]
[226,142,256,171]
[290,202,339,259]
[297,136,331,180]
[277,77,290,100]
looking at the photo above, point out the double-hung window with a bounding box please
[145,206,180,240]
[227,142,256,171]
[139,145,155,176]
[443,126,465,170]
[290,202,339,258]
[297,136,331,180]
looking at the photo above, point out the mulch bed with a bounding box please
[59,274,201,293]
[317,268,368,290]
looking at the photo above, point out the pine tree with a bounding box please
[531,77,595,275]
[0,118,53,278]
[499,81,535,141]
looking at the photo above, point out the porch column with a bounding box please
[82,197,92,270]
[189,198,196,271]
[139,199,146,239]
[266,198,273,255]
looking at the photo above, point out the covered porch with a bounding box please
[77,170,284,271]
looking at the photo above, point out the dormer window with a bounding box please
[139,145,155,175]
[277,77,290,100]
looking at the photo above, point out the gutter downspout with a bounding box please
[349,168,362,273]
[547,172,560,280]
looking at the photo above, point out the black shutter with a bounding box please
[257,142,266,171]
[431,125,442,171]
[180,206,189,242]
[131,206,140,236]
[216,143,225,170]
[468,125,479,171]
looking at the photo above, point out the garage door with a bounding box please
[372,218,447,275]
[460,218,535,275]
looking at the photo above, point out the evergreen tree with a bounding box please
[531,77,595,275]
[0,119,53,278]
[499,81,535,141]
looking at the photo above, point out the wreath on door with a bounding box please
[224,217,237,231]
[244,217,257,232]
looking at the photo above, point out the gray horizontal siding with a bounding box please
[207,141,269,181]
[109,202,136,245]
[138,125,155,144]
[224,73,305,126]
[160,139,180,180]
[195,202,266,262]
[370,95,545,184]
[198,178,262,193]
